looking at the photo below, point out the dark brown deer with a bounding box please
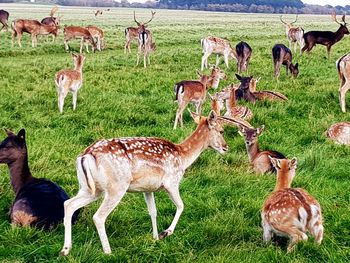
[0,9,9,32]
[236,41,252,73]
[272,44,299,79]
[41,6,60,42]
[302,13,349,58]
[280,15,304,54]
[0,129,78,230]
[235,74,256,103]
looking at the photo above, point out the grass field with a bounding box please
[0,3,350,262]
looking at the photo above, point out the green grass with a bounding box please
[0,3,350,262]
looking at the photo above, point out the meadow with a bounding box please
[0,3,350,262]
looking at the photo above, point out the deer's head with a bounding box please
[0,129,27,164]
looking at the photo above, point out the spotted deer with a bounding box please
[236,41,252,73]
[272,44,299,79]
[63,26,97,53]
[59,111,251,256]
[173,67,227,129]
[262,157,323,252]
[326,122,350,145]
[85,25,105,52]
[201,36,237,71]
[280,15,304,54]
[54,53,85,113]
[249,77,288,101]
[336,52,350,112]
[238,125,285,174]
[0,9,9,32]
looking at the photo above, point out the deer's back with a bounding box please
[253,150,285,174]
[327,122,350,145]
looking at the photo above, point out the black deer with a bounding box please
[0,9,9,32]
[235,74,256,104]
[236,41,252,73]
[272,44,299,79]
[0,129,78,230]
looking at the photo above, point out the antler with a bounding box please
[144,10,156,25]
[341,14,346,24]
[50,6,59,17]
[217,116,253,129]
[291,14,298,25]
[279,15,287,25]
[331,12,342,25]
[133,11,141,26]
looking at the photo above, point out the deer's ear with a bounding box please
[289,157,298,169]
[207,110,218,128]
[256,125,265,135]
[4,128,15,137]
[17,129,26,142]
[269,156,281,169]
[235,74,242,81]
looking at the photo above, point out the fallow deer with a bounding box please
[201,36,237,71]
[280,15,304,54]
[11,19,59,48]
[85,25,105,52]
[59,111,250,255]
[63,26,97,53]
[272,44,299,79]
[302,12,349,58]
[235,74,257,103]
[236,41,252,73]
[0,129,79,230]
[336,52,350,112]
[173,67,226,129]
[262,157,323,252]
[238,125,285,174]
[41,6,61,42]
[326,122,350,145]
[0,9,9,32]
[249,77,288,101]
[55,53,85,113]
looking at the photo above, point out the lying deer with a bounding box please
[336,52,350,112]
[238,125,285,174]
[54,53,85,113]
[235,74,257,103]
[0,9,9,32]
[173,67,226,129]
[249,77,288,101]
[272,44,299,79]
[262,157,323,252]
[280,15,304,54]
[236,41,252,73]
[302,12,349,58]
[326,122,350,145]
[63,26,97,53]
[201,36,237,71]
[85,25,105,52]
[0,129,78,230]
[59,111,250,255]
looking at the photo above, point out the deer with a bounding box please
[41,6,61,42]
[0,129,79,230]
[302,12,349,58]
[280,15,304,54]
[173,67,227,129]
[11,19,59,48]
[249,77,288,101]
[236,41,252,73]
[63,26,97,53]
[238,125,285,174]
[326,122,350,145]
[272,44,299,79]
[336,52,350,113]
[201,36,237,71]
[262,157,323,253]
[59,110,251,256]
[134,11,156,68]
[54,53,85,113]
[85,25,105,52]
[0,9,9,32]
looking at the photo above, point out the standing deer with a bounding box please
[280,15,304,54]
[201,36,237,71]
[262,157,323,252]
[272,44,299,79]
[11,19,59,48]
[0,9,9,32]
[55,53,85,113]
[173,67,226,129]
[327,122,350,145]
[59,111,250,256]
[238,125,285,174]
[302,13,349,58]
[236,41,252,73]
[85,25,105,52]
[41,6,61,42]
[63,26,97,53]
[336,52,350,112]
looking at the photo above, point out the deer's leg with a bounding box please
[80,38,86,54]
[326,45,331,59]
[11,30,16,47]
[201,53,209,71]
[60,190,98,256]
[17,32,22,48]
[195,101,202,116]
[72,91,78,111]
[64,39,69,52]
[58,89,68,113]
[274,61,281,79]
[339,80,350,112]
[262,219,273,242]
[159,185,184,240]
[144,52,147,68]
[216,54,221,67]
[224,54,230,68]
[308,215,323,245]
[31,35,36,48]
[174,102,186,129]
[144,192,158,240]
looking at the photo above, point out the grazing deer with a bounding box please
[63,26,97,53]
[272,44,299,79]
[134,11,156,68]
[236,41,252,73]
[59,111,250,256]
[41,6,61,42]
[173,67,226,129]
[0,129,79,230]
[249,77,288,101]
[336,52,350,112]
[85,25,105,52]
[11,19,59,48]
[0,9,9,32]
[238,125,285,174]
[201,36,237,71]
[326,122,350,145]
[280,15,304,54]
[55,53,85,113]
[302,13,349,58]
[262,157,323,252]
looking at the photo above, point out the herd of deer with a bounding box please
[1,7,350,256]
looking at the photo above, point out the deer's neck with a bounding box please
[210,75,221,89]
[75,63,84,73]
[246,141,259,162]
[275,171,292,191]
[227,89,237,111]
[335,27,346,42]
[8,155,34,194]
[177,121,210,169]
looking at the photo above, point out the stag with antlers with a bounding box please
[41,6,61,42]
[280,15,304,54]
[302,13,349,58]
